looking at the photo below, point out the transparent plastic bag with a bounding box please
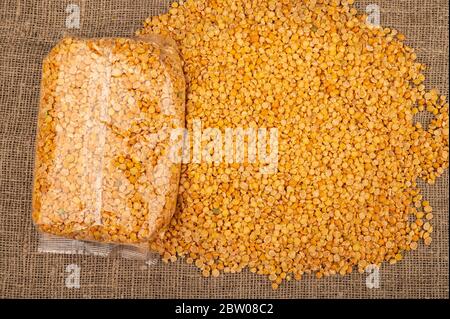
[32,35,185,246]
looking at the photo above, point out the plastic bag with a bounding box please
[32,35,185,246]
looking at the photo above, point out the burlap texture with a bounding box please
[0,0,448,298]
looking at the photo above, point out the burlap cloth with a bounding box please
[0,0,448,298]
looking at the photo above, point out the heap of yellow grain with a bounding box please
[139,0,448,288]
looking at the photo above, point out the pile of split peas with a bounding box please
[139,0,448,289]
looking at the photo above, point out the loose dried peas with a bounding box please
[139,0,449,289]
[33,36,185,244]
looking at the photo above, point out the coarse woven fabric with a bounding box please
[0,0,448,299]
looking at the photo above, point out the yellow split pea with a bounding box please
[32,36,185,244]
[139,0,449,288]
